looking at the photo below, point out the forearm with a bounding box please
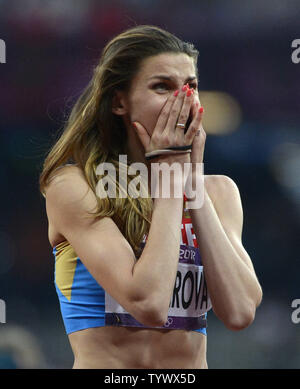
[190,187,262,329]
[132,192,183,320]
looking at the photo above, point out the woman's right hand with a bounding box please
[132,84,201,166]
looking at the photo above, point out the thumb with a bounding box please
[132,122,151,151]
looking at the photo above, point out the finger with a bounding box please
[132,121,151,151]
[164,84,188,133]
[174,88,194,139]
[154,90,178,135]
[191,98,199,118]
[184,106,204,144]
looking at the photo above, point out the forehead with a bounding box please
[135,53,196,82]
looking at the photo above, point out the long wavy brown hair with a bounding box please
[39,25,199,255]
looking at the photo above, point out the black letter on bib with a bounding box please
[195,271,202,309]
[200,277,208,310]
[171,271,181,308]
[182,271,194,309]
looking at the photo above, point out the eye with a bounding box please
[152,82,169,91]
[189,83,198,90]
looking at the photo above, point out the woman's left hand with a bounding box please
[189,90,206,167]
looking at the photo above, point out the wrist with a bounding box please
[184,171,205,209]
[190,161,204,176]
[151,167,185,200]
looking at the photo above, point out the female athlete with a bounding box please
[39,25,262,369]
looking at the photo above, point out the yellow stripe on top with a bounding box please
[54,240,78,301]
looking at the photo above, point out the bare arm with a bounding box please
[189,175,263,331]
[46,166,185,327]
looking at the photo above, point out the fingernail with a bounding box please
[186,89,193,97]
[199,107,204,113]
[182,84,188,92]
[174,90,179,97]
[132,122,137,129]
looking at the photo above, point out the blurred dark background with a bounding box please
[0,0,300,368]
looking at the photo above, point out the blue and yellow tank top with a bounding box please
[53,194,212,335]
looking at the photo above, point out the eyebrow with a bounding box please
[148,75,198,83]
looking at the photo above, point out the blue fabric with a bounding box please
[54,252,105,334]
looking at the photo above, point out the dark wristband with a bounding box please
[165,144,192,151]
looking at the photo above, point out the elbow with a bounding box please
[256,285,263,308]
[132,300,168,328]
[225,315,254,332]
[224,306,256,332]
[139,311,167,328]
[224,286,263,331]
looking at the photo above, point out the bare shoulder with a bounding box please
[45,164,99,231]
[46,165,94,203]
[204,174,239,189]
[46,164,85,191]
[204,174,241,205]
[204,174,244,239]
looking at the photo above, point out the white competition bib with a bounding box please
[105,242,212,330]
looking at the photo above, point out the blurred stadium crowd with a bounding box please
[0,0,300,368]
